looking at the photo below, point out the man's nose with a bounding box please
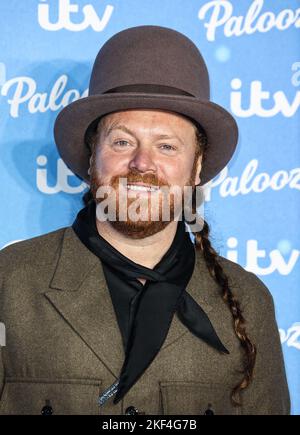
[128,147,157,172]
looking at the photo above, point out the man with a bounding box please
[0,25,290,415]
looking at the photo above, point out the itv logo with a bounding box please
[38,0,114,32]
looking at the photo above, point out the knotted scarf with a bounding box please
[72,201,228,405]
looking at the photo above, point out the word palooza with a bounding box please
[1,74,88,118]
[198,0,300,41]
[95,179,205,232]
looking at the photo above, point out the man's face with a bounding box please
[89,109,202,238]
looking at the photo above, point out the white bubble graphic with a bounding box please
[277,240,292,255]
[215,46,231,62]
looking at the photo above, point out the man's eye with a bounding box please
[113,140,129,147]
[160,144,176,151]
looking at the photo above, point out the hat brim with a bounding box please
[53,93,238,186]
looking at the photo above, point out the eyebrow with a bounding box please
[105,123,185,145]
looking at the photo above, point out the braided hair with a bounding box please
[191,127,257,406]
[83,116,257,406]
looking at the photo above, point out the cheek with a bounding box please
[160,160,192,186]
[93,149,128,179]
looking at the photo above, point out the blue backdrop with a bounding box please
[0,0,299,414]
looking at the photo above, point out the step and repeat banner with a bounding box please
[0,0,299,414]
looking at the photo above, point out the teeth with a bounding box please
[127,184,159,192]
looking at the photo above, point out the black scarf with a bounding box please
[72,201,228,405]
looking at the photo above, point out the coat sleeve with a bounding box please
[240,272,291,415]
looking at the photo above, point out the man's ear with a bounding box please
[194,155,202,185]
[87,155,92,176]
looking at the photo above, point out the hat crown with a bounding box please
[89,25,210,100]
[54,25,238,187]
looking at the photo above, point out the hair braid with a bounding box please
[192,127,257,407]
[192,218,257,405]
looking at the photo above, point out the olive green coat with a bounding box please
[0,226,290,415]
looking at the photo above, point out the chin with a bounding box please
[109,219,172,239]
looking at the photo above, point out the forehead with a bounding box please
[99,109,197,134]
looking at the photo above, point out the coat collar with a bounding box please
[45,226,214,379]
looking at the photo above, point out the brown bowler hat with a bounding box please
[54,25,238,186]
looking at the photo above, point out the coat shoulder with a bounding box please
[0,226,68,274]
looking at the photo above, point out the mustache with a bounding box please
[110,170,168,188]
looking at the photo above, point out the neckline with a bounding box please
[87,200,189,273]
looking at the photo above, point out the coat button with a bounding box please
[125,405,139,415]
[41,400,53,415]
[204,403,215,415]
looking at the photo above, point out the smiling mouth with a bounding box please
[126,184,160,192]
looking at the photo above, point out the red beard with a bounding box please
[89,161,197,239]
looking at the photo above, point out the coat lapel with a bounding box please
[44,226,213,378]
[45,227,124,378]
